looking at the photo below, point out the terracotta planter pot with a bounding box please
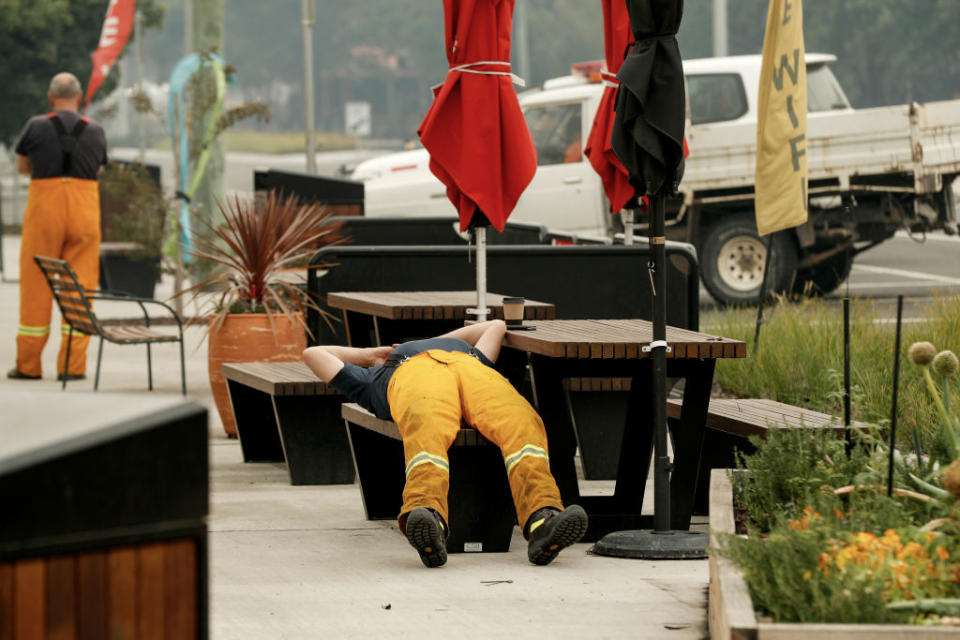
[208,313,306,438]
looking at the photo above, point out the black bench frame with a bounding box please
[223,362,355,486]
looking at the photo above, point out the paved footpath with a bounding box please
[1,234,709,639]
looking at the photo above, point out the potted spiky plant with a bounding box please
[181,190,342,437]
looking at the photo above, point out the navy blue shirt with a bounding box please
[329,338,496,420]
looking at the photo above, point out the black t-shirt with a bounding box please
[15,110,108,180]
[329,338,496,420]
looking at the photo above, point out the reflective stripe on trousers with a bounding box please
[386,349,563,533]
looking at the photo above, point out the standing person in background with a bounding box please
[8,72,108,381]
[303,320,589,568]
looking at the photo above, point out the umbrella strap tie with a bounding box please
[449,61,526,87]
[642,340,671,353]
[601,71,619,88]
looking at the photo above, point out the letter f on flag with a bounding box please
[85,0,136,108]
[755,0,808,237]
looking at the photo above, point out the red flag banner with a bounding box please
[85,0,136,107]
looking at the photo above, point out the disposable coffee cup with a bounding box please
[502,297,525,327]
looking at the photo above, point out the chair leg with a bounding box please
[179,337,187,396]
[62,330,72,391]
[94,337,104,391]
[146,343,153,391]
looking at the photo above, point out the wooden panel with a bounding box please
[13,559,45,640]
[77,551,107,640]
[136,544,165,640]
[0,563,12,640]
[163,540,197,640]
[45,555,76,640]
[107,547,137,640]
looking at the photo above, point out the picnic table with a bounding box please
[326,290,555,348]
[500,319,746,541]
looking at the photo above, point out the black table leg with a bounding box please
[669,358,715,530]
[529,353,580,504]
[613,362,654,513]
[343,310,377,348]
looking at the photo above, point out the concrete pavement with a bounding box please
[0,233,710,640]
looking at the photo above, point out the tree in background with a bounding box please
[0,0,163,147]
[679,0,960,108]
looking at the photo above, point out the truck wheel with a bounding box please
[792,252,854,296]
[700,214,798,306]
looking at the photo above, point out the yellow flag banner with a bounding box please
[755,0,808,237]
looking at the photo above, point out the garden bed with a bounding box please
[709,469,959,639]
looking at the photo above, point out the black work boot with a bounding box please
[526,505,588,565]
[405,508,448,568]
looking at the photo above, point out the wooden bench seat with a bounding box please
[341,403,516,554]
[222,362,354,486]
[563,377,863,512]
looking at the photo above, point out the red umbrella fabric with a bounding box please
[418,0,537,232]
[584,0,636,215]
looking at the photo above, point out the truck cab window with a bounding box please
[807,64,852,111]
[687,74,748,124]
[524,103,583,166]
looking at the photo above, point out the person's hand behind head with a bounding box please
[369,344,399,366]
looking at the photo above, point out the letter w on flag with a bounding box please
[755,0,807,237]
[85,0,136,108]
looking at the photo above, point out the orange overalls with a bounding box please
[386,350,564,532]
[16,177,100,377]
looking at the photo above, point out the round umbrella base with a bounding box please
[591,529,708,559]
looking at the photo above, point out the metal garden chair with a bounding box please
[34,256,186,394]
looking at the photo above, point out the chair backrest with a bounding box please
[33,256,101,337]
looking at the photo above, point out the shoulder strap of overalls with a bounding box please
[47,114,90,176]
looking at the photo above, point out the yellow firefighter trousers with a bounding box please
[17,177,100,377]
[386,350,564,533]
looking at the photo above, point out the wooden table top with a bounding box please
[326,291,555,321]
[503,319,746,359]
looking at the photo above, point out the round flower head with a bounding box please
[908,341,937,366]
[942,459,960,497]
[932,350,959,378]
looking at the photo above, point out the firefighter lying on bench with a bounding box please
[303,319,587,567]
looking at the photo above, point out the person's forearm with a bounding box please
[441,320,502,346]
[318,345,381,367]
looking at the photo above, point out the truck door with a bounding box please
[512,101,604,233]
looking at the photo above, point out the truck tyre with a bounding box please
[700,214,798,306]
[792,252,854,296]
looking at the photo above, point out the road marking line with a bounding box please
[894,231,960,243]
[852,264,960,285]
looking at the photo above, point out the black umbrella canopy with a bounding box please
[611,0,686,198]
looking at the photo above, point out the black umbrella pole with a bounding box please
[650,194,670,532]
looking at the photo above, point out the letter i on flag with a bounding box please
[755,0,807,236]
[85,0,136,108]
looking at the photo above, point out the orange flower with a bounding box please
[937,546,950,561]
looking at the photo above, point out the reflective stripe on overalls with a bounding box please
[386,349,563,533]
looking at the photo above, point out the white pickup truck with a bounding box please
[352,54,960,305]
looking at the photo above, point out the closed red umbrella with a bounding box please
[418,0,536,320]
[418,0,536,234]
[584,0,635,218]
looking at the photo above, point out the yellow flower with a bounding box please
[802,570,812,581]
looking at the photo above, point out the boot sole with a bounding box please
[406,509,447,568]
[528,506,588,565]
